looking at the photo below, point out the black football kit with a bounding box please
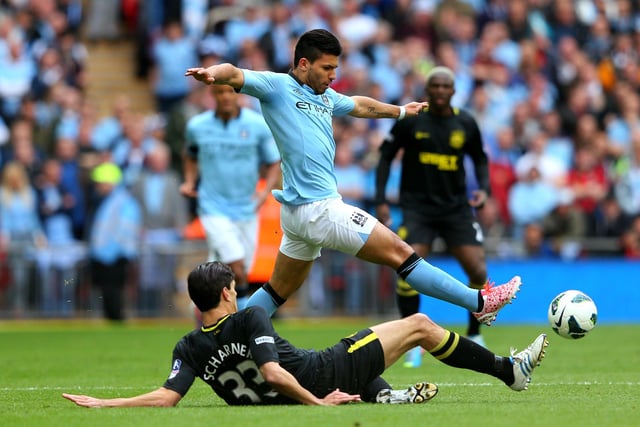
[163,306,387,405]
[375,108,490,246]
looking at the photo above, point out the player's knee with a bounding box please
[390,234,414,262]
[407,312,435,330]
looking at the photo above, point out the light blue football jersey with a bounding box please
[240,70,356,205]
[185,108,280,219]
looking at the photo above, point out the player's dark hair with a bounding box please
[293,29,342,66]
[188,261,234,312]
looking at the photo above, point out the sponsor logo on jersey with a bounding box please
[255,336,275,345]
[168,359,182,379]
[418,152,459,171]
[295,101,332,118]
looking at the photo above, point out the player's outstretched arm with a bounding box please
[185,63,245,89]
[259,361,360,405]
[349,96,428,120]
[62,387,182,408]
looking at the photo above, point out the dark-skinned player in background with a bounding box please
[376,66,497,367]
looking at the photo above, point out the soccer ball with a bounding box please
[547,290,598,339]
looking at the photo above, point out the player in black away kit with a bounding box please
[63,262,547,407]
[376,66,498,366]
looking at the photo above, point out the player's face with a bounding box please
[425,75,455,111]
[211,85,239,116]
[305,54,338,94]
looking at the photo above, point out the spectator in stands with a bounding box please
[335,0,378,52]
[508,163,560,239]
[515,131,567,188]
[0,35,36,123]
[130,143,188,316]
[8,119,45,182]
[110,113,158,187]
[540,190,587,260]
[520,222,554,259]
[289,0,331,35]
[31,47,66,101]
[53,85,84,143]
[488,126,519,228]
[258,0,297,74]
[87,162,142,321]
[592,192,630,253]
[53,136,86,239]
[90,93,132,152]
[605,86,640,158]
[567,144,610,236]
[0,161,46,314]
[34,158,86,316]
[150,20,198,115]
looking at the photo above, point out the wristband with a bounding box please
[398,106,406,120]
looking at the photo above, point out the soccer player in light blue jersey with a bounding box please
[180,84,281,308]
[185,29,521,324]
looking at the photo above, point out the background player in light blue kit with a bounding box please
[180,84,281,308]
[185,29,521,324]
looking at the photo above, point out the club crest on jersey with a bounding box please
[321,94,330,106]
[351,211,368,227]
[293,88,304,96]
[449,130,465,149]
[240,129,249,139]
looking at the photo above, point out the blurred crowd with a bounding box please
[1,0,640,316]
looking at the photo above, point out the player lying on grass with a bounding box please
[63,262,548,407]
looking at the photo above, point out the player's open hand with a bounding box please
[62,393,105,408]
[185,67,215,84]
[403,101,430,117]
[320,388,361,405]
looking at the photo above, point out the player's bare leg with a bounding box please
[245,251,313,315]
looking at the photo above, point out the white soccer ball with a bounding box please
[548,290,598,339]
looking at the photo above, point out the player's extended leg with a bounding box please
[357,222,519,325]
[245,251,313,316]
[450,244,488,345]
[371,313,549,391]
[395,242,429,367]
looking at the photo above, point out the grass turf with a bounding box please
[0,318,638,427]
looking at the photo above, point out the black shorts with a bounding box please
[399,208,483,247]
[308,328,386,397]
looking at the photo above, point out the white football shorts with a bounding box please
[199,214,258,270]
[279,197,378,261]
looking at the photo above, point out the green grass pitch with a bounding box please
[1,318,638,427]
